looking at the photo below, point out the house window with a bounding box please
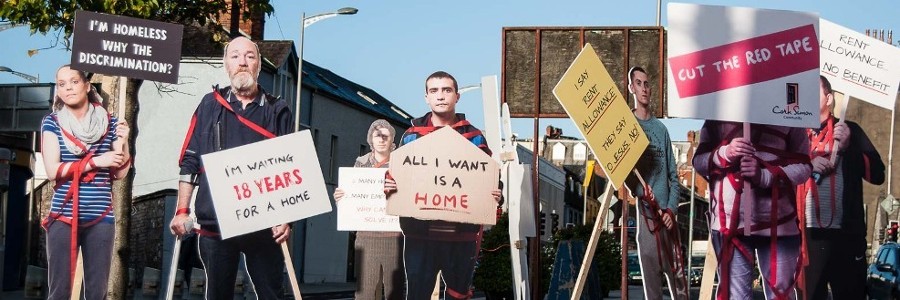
[329,135,338,182]
[672,145,681,163]
[573,143,587,162]
[357,91,378,105]
[552,143,565,162]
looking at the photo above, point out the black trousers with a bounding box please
[198,229,285,299]
[46,221,114,300]
[804,228,867,300]
[404,238,479,300]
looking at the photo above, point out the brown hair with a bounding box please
[53,64,102,111]
[819,75,833,95]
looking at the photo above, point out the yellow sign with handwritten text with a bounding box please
[552,44,649,187]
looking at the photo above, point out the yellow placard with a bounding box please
[552,43,649,187]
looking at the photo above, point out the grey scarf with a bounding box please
[56,104,110,156]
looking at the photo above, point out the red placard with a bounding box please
[668,24,819,98]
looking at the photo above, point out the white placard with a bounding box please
[336,167,400,232]
[201,131,332,239]
[667,3,820,128]
[820,18,900,110]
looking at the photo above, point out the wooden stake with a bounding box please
[70,249,83,300]
[282,242,303,299]
[829,94,850,165]
[117,76,127,118]
[742,123,753,236]
[571,181,615,300]
[698,239,718,300]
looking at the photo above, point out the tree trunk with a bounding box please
[93,74,142,299]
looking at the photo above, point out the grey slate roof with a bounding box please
[301,61,413,125]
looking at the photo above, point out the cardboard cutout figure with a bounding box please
[384,71,501,300]
[668,4,820,300]
[335,119,405,300]
[625,66,690,300]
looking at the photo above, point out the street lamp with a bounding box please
[0,22,26,32]
[294,7,358,132]
[0,66,39,83]
[458,84,481,94]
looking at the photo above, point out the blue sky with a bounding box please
[1,0,897,142]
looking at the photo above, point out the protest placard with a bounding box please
[71,10,183,83]
[552,43,649,187]
[201,131,332,239]
[336,167,400,232]
[386,127,500,225]
[666,3,820,128]
[820,18,900,110]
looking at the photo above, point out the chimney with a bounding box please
[217,0,265,40]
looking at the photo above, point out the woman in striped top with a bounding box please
[40,65,130,299]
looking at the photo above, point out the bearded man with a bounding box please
[169,36,294,299]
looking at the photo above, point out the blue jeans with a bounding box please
[711,231,800,300]
[198,229,284,299]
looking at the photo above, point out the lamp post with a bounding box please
[293,7,358,132]
[0,66,39,83]
[458,84,480,94]
[0,22,26,33]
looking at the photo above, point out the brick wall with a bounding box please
[216,0,265,40]
[128,190,175,286]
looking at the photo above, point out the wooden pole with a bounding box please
[620,189,629,300]
[829,94,850,165]
[282,242,303,299]
[70,249,83,300]
[742,123,753,236]
[571,181,615,299]
[698,239,718,300]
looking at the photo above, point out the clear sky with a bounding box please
[1,0,897,142]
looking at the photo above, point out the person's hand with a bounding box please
[811,156,835,176]
[740,156,761,185]
[114,121,130,151]
[491,189,502,205]
[641,184,655,202]
[833,122,850,151]
[384,178,397,195]
[724,137,755,161]
[169,213,193,237]
[660,211,674,230]
[333,188,345,202]
[272,224,291,244]
[116,120,130,141]
[93,150,126,168]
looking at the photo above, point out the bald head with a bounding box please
[224,37,261,96]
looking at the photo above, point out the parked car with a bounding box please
[868,242,900,299]
[627,254,642,284]
[689,267,703,286]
